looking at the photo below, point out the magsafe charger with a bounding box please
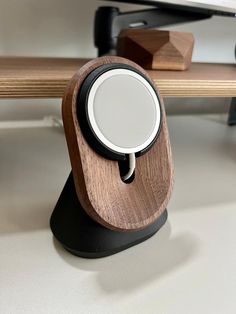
[56,56,174,235]
[77,64,162,180]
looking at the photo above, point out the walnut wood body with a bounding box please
[118,29,194,71]
[62,56,174,232]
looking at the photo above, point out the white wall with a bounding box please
[0,0,235,61]
[0,0,235,120]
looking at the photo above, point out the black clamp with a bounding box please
[94,6,212,56]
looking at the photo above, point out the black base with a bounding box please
[50,172,168,258]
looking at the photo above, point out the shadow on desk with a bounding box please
[53,222,198,293]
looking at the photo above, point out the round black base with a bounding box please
[50,172,168,258]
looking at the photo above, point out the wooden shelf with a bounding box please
[0,57,235,98]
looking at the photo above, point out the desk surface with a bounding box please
[0,115,235,314]
[0,57,235,98]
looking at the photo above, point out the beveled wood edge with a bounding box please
[0,57,236,98]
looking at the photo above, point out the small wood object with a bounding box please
[117,29,194,71]
[50,56,174,257]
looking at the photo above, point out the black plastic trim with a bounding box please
[77,63,163,161]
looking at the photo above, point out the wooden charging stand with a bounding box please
[50,56,174,258]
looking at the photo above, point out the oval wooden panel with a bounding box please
[62,56,174,232]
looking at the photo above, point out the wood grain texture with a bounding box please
[117,29,194,71]
[62,56,174,232]
[0,57,235,98]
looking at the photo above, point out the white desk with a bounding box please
[0,115,235,314]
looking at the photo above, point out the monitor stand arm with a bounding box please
[228,98,236,126]
[94,6,212,56]
[228,47,236,126]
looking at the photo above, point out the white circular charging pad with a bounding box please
[87,68,161,155]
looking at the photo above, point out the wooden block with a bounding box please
[117,29,195,71]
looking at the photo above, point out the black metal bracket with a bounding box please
[228,97,236,126]
[228,45,236,126]
[94,6,212,56]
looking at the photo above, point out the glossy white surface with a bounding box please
[108,0,236,14]
[0,115,235,314]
